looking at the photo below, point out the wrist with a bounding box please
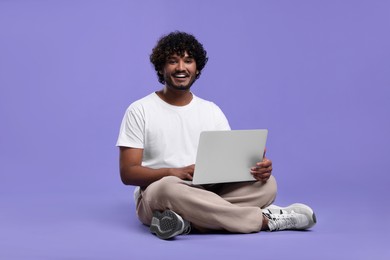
[166,168,174,177]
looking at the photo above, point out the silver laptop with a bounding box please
[191,129,268,185]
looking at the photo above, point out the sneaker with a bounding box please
[262,203,317,231]
[150,210,191,239]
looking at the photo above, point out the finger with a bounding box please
[256,159,272,167]
[254,174,270,182]
[261,172,271,178]
[251,170,272,181]
[252,171,272,179]
[187,164,195,173]
[256,172,271,181]
[252,165,272,173]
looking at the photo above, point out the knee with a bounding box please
[268,175,277,193]
[143,176,182,202]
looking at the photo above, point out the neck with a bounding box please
[156,86,193,106]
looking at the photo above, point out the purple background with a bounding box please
[1,0,389,259]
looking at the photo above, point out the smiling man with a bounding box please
[116,31,316,240]
[162,52,197,90]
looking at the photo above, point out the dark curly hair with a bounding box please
[150,31,208,84]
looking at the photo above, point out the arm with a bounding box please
[119,146,194,187]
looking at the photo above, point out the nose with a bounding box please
[176,60,185,71]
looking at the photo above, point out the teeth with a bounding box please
[174,74,187,78]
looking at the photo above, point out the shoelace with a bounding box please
[265,210,298,231]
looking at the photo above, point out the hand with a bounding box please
[169,164,195,180]
[251,151,272,182]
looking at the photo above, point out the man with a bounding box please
[116,31,316,240]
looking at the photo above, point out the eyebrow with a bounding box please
[168,53,193,59]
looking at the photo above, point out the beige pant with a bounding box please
[136,175,277,233]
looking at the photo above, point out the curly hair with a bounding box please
[150,31,209,84]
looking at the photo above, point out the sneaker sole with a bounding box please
[150,210,184,240]
[266,203,317,229]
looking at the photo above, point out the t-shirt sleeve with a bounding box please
[116,105,145,148]
[212,103,231,130]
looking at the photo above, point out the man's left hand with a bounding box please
[251,156,273,182]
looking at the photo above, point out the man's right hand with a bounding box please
[169,164,195,180]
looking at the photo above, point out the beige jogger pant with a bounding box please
[136,175,277,233]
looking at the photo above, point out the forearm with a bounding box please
[120,165,172,187]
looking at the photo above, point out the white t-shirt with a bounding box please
[116,92,230,200]
[116,93,230,169]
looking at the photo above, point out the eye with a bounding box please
[168,59,177,64]
[185,58,194,64]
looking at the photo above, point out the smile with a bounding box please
[173,73,188,78]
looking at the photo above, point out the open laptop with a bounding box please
[190,129,268,185]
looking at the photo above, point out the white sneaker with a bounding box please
[262,203,317,231]
[150,210,191,239]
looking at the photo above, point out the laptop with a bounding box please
[191,129,268,185]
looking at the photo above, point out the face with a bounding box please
[160,52,198,91]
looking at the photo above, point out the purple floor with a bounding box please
[2,181,389,260]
